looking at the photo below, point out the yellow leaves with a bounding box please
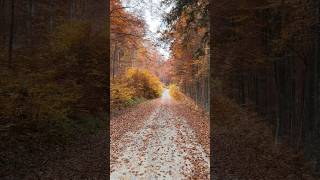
[111,68,163,110]
[169,84,184,101]
[51,21,90,53]
[165,0,209,87]
[29,82,79,121]
[0,71,80,122]
[126,68,163,98]
[111,79,134,109]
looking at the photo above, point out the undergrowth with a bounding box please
[111,68,162,110]
[168,84,184,101]
[0,21,107,178]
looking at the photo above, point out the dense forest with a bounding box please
[110,1,211,179]
[110,0,210,111]
[0,0,108,178]
[161,0,210,111]
[1,0,320,179]
[211,0,320,178]
[110,0,163,78]
[110,0,165,110]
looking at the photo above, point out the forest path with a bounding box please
[110,89,210,179]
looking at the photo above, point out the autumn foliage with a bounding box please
[169,84,184,101]
[0,1,108,177]
[126,68,163,98]
[211,0,320,176]
[1,20,106,132]
[162,0,209,110]
[111,68,163,110]
[111,79,134,109]
[110,0,165,112]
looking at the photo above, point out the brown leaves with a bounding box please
[212,93,316,179]
[110,99,160,153]
[170,97,210,155]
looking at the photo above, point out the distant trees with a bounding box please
[110,0,165,110]
[110,0,163,79]
[162,0,210,111]
[1,0,108,67]
[212,0,320,174]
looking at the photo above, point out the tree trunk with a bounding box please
[0,0,5,47]
[274,61,281,145]
[112,43,118,79]
[313,0,320,136]
[28,0,33,46]
[240,73,245,104]
[70,0,75,20]
[8,0,15,69]
[49,0,54,32]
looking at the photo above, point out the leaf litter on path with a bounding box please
[110,95,209,179]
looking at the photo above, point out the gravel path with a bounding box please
[110,89,210,179]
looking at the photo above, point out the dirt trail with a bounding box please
[110,89,210,179]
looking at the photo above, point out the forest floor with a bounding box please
[1,117,108,179]
[110,89,210,179]
[212,94,316,180]
[1,129,108,179]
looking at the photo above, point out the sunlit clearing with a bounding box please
[161,88,171,101]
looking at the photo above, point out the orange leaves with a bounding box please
[110,0,162,79]
[165,0,209,87]
[110,0,145,45]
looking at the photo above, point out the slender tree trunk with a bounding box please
[8,0,14,69]
[112,43,117,79]
[274,0,286,145]
[274,61,282,145]
[28,0,33,46]
[313,0,320,135]
[49,0,54,32]
[297,65,306,151]
[130,49,133,68]
[240,73,245,104]
[0,0,5,47]
[117,49,121,75]
[70,0,75,20]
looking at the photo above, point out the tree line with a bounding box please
[212,0,320,175]
[161,0,210,111]
[110,0,164,110]
[110,0,164,80]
